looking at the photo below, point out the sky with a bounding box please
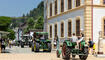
[0,0,42,17]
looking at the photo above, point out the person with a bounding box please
[72,33,78,42]
[9,40,11,48]
[93,43,96,55]
[76,33,84,49]
[1,39,6,50]
[77,33,84,43]
[88,38,94,54]
[54,38,57,49]
[56,36,60,50]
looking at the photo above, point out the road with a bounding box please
[2,46,34,53]
[0,46,105,60]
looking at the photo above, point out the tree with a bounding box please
[34,16,44,29]
[27,17,35,29]
[0,16,11,31]
[7,29,15,40]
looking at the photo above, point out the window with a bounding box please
[61,22,64,37]
[61,0,64,12]
[76,0,80,7]
[50,25,52,38]
[104,20,105,36]
[68,21,72,37]
[50,3,52,16]
[103,0,105,4]
[68,0,72,9]
[55,24,57,37]
[55,0,57,15]
[76,20,80,36]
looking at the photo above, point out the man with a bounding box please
[72,33,78,42]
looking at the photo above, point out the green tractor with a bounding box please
[57,39,89,60]
[31,32,51,52]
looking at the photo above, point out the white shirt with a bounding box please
[79,37,84,42]
[72,36,78,42]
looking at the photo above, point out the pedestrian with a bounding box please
[88,38,94,54]
[54,38,57,49]
[92,42,96,55]
[56,36,60,50]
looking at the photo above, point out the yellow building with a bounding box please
[44,0,105,44]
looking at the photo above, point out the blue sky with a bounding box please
[0,0,42,17]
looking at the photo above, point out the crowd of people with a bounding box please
[53,33,96,54]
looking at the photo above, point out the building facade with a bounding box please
[44,0,105,43]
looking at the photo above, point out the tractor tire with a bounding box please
[56,50,60,58]
[79,47,88,60]
[21,44,24,48]
[35,42,39,52]
[62,43,70,60]
[47,43,51,52]
[72,55,76,58]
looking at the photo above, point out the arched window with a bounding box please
[76,0,80,7]
[68,21,72,37]
[61,0,64,12]
[55,24,57,37]
[61,22,64,37]
[55,0,57,15]
[68,0,72,9]
[49,25,52,38]
[76,20,80,36]
[103,19,105,36]
[50,3,52,16]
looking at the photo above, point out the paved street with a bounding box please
[1,46,34,53]
[0,46,105,60]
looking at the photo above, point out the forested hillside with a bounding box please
[11,1,44,32]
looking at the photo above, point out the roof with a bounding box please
[0,31,10,34]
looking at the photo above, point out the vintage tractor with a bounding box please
[57,39,89,60]
[31,32,51,52]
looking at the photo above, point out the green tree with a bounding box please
[34,16,44,29]
[27,17,35,29]
[7,29,15,40]
[0,16,11,31]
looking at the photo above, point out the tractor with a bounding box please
[57,39,89,60]
[31,32,51,52]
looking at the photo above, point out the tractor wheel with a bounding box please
[47,43,51,52]
[35,42,39,52]
[79,55,87,60]
[21,44,24,48]
[56,50,60,58]
[62,43,70,60]
[72,55,76,59]
[79,47,88,60]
